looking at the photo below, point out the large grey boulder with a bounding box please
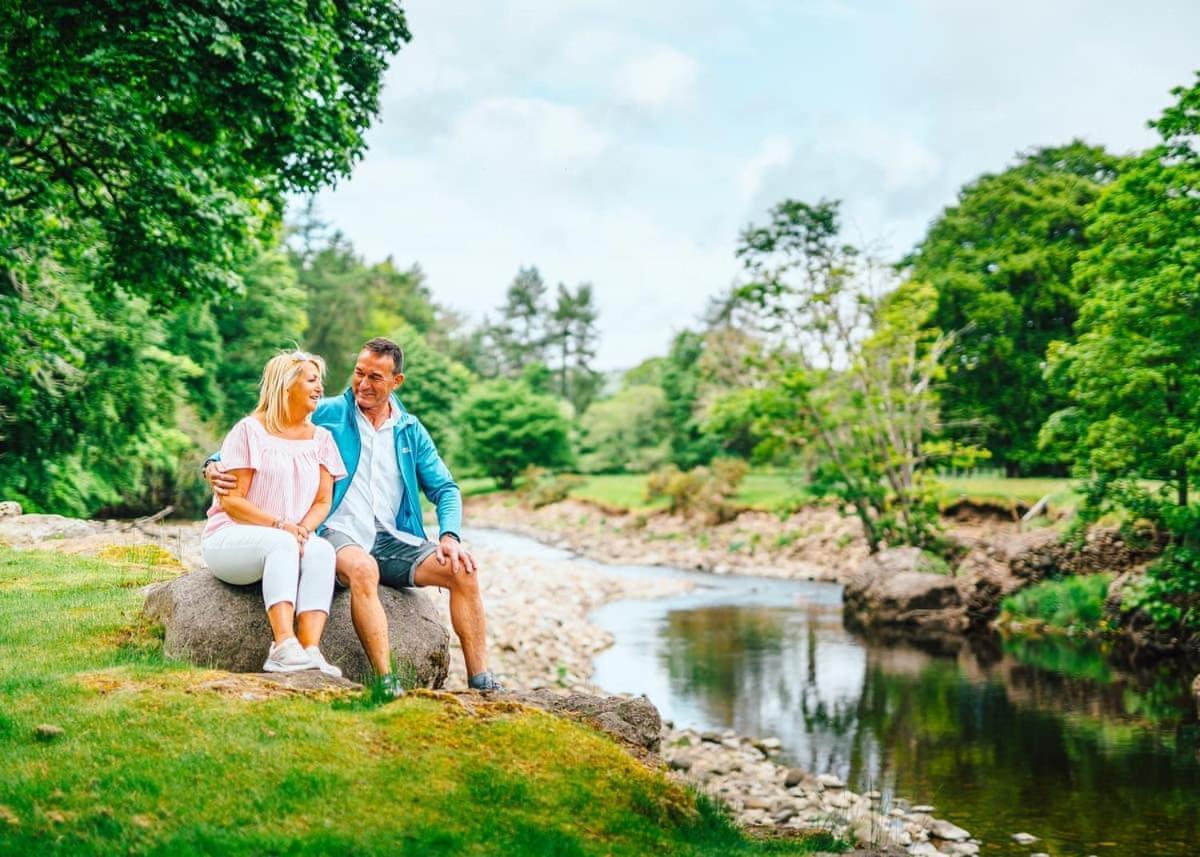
[143,571,449,686]
[843,547,967,637]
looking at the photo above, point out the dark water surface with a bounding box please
[470,529,1200,857]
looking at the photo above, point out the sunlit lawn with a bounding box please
[462,470,1080,514]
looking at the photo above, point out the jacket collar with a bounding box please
[338,387,416,428]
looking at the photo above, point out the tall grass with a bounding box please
[999,573,1114,633]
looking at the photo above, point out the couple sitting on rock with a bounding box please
[199,337,500,697]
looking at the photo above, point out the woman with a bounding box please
[200,351,346,675]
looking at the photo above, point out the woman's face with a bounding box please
[287,361,324,418]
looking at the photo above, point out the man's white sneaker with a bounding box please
[304,646,343,678]
[263,637,316,673]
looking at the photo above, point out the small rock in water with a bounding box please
[1031,853,1050,857]
[700,730,722,744]
[783,767,806,787]
[929,819,971,841]
[908,843,942,857]
[1012,832,1039,845]
[816,773,845,789]
[910,804,936,813]
[757,737,783,752]
[34,724,65,742]
[742,796,772,810]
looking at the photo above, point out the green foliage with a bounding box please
[390,325,475,459]
[999,573,1114,633]
[577,385,670,473]
[907,142,1124,475]
[516,466,586,509]
[0,1,410,306]
[732,200,972,553]
[456,380,574,489]
[546,282,603,414]
[1042,76,1200,632]
[661,331,721,468]
[645,459,749,525]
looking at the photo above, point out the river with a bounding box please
[470,528,1200,857]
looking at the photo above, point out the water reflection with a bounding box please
[592,587,1200,857]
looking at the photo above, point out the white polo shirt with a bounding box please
[324,401,422,549]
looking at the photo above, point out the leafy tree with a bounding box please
[389,325,475,460]
[905,142,1124,474]
[577,385,670,473]
[491,266,549,375]
[661,331,720,469]
[1043,74,1200,631]
[456,380,574,489]
[214,244,308,426]
[547,282,602,413]
[1,0,411,305]
[733,199,978,553]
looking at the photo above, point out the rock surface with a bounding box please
[0,513,102,545]
[843,548,968,638]
[143,571,449,686]
[504,689,662,753]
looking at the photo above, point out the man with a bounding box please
[207,337,500,696]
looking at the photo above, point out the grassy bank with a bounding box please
[460,471,1078,515]
[998,573,1114,636]
[0,547,839,856]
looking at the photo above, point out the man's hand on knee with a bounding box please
[435,534,476,575]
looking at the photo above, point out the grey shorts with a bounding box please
[325,529,438,589]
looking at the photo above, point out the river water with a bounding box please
[470,529,1200,857]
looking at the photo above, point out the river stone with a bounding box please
[929,819,971,841]
[142,571,449,686]
[784,767,806,787]
[817,773,845,789]
[1012,832,1039,845]
[0,514,102,545]
[0,501,21,518]
[842,547,968,637]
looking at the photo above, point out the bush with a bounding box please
[645,458,749,525]
[455,380,574,489]
[999,573,1114,633]
[516,466,585,509]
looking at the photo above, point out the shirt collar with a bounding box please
[355,399,399,431]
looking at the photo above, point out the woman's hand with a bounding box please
[277,521,309,556]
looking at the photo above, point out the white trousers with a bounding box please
[201,525,336,614]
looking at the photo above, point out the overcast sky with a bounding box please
[309,0,1200,371]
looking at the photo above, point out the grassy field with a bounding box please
[0,547,839,856]
[460,471,1079,515]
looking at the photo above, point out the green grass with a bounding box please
[462,469,1079,517]
[998,573,1114,634]
[936,476,1080,510]
[0,547,839,856]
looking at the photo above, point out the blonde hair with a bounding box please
[254,351,326,433]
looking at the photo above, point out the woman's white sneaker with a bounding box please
[263,637,316,673]
[304,646,342,678]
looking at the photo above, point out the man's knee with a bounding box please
[337,551,380,594]
[449,565,481,596]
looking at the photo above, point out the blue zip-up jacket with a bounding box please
[209,388,462,540]
[317,388,461,540]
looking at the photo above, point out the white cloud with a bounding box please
[311,0,1200,372]
[615,45,701,109]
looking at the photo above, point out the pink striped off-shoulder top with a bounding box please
[201,416,347,541]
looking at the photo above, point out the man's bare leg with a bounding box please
[412,553,488,678]
[334,546,392,676]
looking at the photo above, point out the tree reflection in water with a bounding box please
[641,599,1200,856]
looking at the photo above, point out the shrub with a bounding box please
[999,573,1114,633]
[645,458,748,525]
[516,466,585,509]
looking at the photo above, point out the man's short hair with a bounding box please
[362,337,404,375]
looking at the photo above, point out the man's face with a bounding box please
[351,350,403,411]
